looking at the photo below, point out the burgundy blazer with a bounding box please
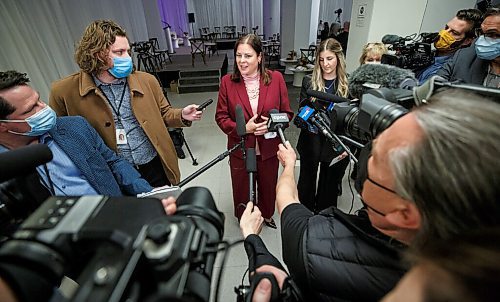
[215,70,294,160]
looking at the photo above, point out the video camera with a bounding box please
[0,154,225,302]
[298,76,500,147]
[381,33,437,71]
[334,77,500,144]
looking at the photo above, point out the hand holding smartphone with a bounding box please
[197,99,213,111]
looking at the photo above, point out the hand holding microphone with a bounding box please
[267,109,289,146]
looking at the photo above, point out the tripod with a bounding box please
[169,128,198,166]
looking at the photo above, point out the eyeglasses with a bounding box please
[359,162,400,217]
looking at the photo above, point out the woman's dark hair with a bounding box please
[231,34,271,85]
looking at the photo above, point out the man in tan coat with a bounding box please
[50,20,203,186]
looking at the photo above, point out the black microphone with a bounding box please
[246,148,257,203]
[306,89,350,103]
[235,104,247,137]
[235,104,247,158]
[267,109,289,146]
[381,34,404,44]
[297,106,358,163]
[297,106,338,149]
[0,144,53,183]
[348,63,418,99]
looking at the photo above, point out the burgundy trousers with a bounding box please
[229,154,279,219]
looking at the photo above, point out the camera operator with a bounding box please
[415,8,482,83]
[242,88,500,301]
[437,6,500,87]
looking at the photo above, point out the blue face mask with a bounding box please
[109,56,133,78]
[0,106,57,136]
[475,36,500,60]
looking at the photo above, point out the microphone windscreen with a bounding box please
[269,109,279,114]
[349,63,417,99]
[297,105,315,122]
[306,89,350,103]
[246,148,257,173]
[0,144,53,183]
[381,34,402,44]
[235,104,246,137]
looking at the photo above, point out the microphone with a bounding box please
[297,106,338,149]
[235,104,247,137]
[381,34,404,45]
[0,144,53,183]
[297,106,358,163]
[267,109,289,146]
[348,63,418,99]
[246,148,257,203]
[306,89,351,103]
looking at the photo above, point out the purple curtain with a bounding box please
[157,0,189,36]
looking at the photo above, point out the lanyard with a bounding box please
[99,82,128,119]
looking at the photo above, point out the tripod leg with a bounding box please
[179,129,198,166]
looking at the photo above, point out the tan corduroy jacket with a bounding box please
[49,70,189,185]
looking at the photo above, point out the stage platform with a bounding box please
[155,53,228,93]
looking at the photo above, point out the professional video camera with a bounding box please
[296,75,500,150]
[381,32,437,71]
[0,147,225,302]
[328,76,500,145]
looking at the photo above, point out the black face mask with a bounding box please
[354,141,372,195]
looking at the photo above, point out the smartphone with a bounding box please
[197,99,214,111]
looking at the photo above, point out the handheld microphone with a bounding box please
[267,109,289,146]
[235,104,247,137]
[298,106,358,163]
[349,63,418,99]
[306,89,350,103]
[0,144,53,183]
[246,148,257,203]
[298,106,337,147]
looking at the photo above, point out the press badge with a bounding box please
[116,129,128,145]
[264,132,277,139]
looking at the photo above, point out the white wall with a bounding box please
[142,0,168,49]
[310,0,321,46]
[280,0,296,58]
[420,0,477,33]
[263,0,281,40]
[294,0,317,52]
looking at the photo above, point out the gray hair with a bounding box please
[390,89,500,248]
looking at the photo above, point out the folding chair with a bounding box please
[189,38,207,67]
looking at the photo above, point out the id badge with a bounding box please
[264,132,277,139]
[116,129,128,145]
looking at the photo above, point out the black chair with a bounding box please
[239,26,248,37]
[132,41,160,73]
[149,38,172,65]
[189,38,207,67]
[205,35,219,57]
[265,42,281,67]
[213,26,221,40]
[300,45,316,65]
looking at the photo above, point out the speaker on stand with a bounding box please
[188,13,195,37]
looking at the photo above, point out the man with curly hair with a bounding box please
[50,20,203,186]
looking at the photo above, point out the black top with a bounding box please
[281,203,407,301]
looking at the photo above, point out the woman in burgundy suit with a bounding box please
[216,34,293,228]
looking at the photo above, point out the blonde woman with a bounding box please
[359,42,387,65]
[296,38,349,213]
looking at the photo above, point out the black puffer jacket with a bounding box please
[282,205,407,302]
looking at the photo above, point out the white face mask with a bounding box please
[475,36,500,60]
[0,106,57,136]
